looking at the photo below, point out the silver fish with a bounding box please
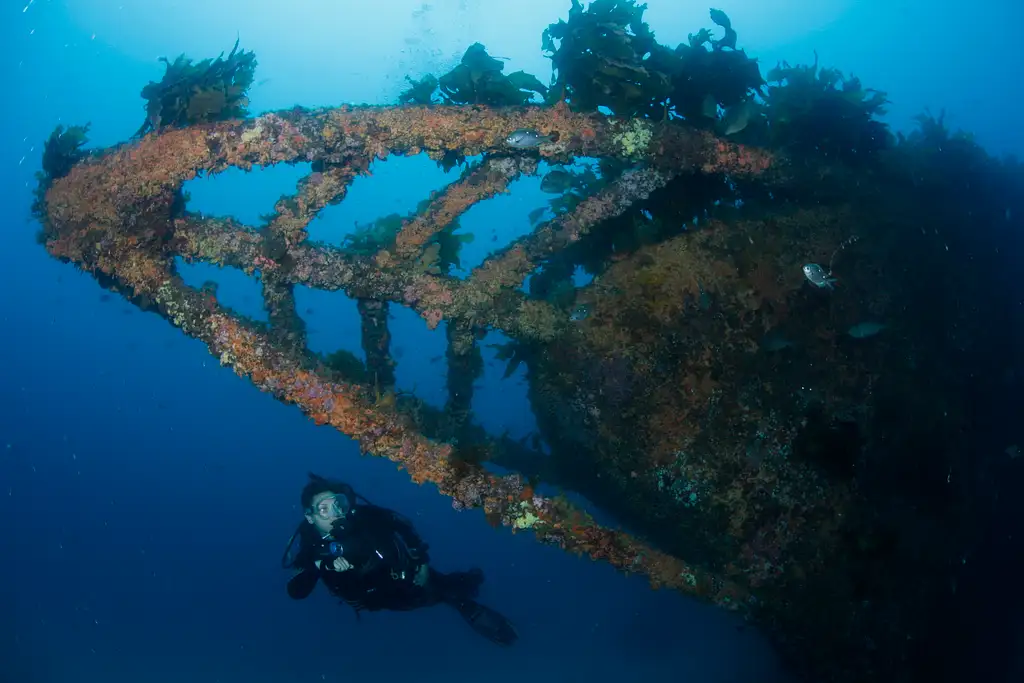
[847,322,887,338]
[720,101,755,136]
[506,128,555,148]
[569,303,590,321]
[540,169,576,194]
[701,94,719,119]
[760,329,794,352]
[802,263,837,289]
[696,280,712,310]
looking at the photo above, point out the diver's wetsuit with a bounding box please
[286,502,517,646]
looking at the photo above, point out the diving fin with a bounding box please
[451,599,518,646]
[287,569,320,600]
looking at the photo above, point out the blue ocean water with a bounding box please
[1,2,1020,682]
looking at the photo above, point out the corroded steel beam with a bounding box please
[167,270,747,607]
[172,215,569,340]
[267,162,366,246]
[382,156,535,264]
[356,297,396,389]
[468,166,675,295]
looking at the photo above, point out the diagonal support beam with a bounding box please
[150,268,747,608]
[469,167,676,295]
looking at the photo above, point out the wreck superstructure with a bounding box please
[32,6,1024,681]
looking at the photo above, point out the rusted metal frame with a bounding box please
[197,105,778,188]
[261,164,366,351]
[259,277,303,350]
[144,269,747,608]
[49,213,743,608]
[305,105,773,177]
[468,166,677,296]
[265,164,362,246]
[356,298,397,390]
[173,217,572,342]
[172,215,260,268]
[174,224,557,478]
[44,107,773,236]
[378,156,537,266]
[37,103,773,611]
[443,320,483,443]
[46,105,774,346]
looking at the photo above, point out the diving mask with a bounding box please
[312,494,350,520]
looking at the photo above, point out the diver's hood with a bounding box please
[305,471,357,512]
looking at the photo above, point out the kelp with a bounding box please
[399,43,548,106]
[136,38,257,136]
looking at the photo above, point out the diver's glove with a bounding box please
[313,540,353,572]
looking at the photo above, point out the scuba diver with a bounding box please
[281,473,518,646]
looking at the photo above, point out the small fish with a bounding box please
[802,263,837,289]
[696,281,712,311]
[569,303,590,322]
[539,169,576,194]
[701,94,719,119]
[505,128,555,148]
[847,322,887,338]
[720,100,755,136]
[760,329,794,352]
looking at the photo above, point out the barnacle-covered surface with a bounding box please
[30,4,1024,683]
